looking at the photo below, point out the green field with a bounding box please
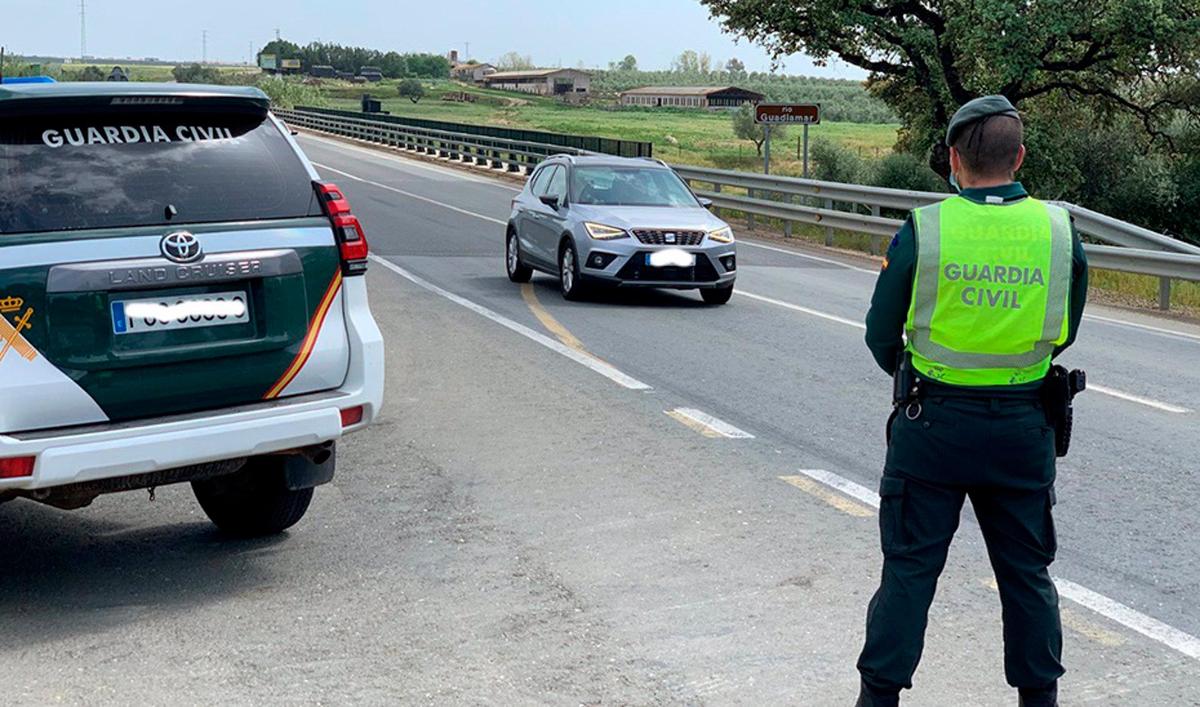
[322,80,899,177]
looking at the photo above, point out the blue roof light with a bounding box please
[1,76,58,84]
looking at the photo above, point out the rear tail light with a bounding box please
[340,405,364,428]
[0,456,35,479]
[316,182,369,275]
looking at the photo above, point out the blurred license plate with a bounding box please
[111,291,249,335]
[646,249,695,268]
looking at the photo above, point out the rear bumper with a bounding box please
[0,276,385,493]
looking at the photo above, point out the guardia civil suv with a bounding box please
[0,82,384,536]
[505,155,737,303]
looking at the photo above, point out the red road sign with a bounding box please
[755,104,821,125]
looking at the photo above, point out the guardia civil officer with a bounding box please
[854,96,1089,707]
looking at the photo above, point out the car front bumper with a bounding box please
[580,243,737,289]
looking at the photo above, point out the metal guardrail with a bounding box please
[277,107,1200,309]
[292,105,655,158]
[276,108,587,175]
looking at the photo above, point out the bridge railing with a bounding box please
[276,107,1200,310]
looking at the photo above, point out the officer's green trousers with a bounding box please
[857,395,1064,693]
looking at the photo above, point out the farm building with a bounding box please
[483,69,592,96]
[451,62,497,83]
[619,86,765,109]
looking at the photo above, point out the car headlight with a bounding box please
[584,222,629,240]
[708,226,734,243]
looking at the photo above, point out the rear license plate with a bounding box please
[112,291,249,335]
[646,249,696,268]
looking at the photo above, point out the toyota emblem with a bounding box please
[160,231,203,264]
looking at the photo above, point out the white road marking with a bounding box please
[792,468,881,509]
[313,163,507,225]
[780,475,874,517]
[300,132,522,189]
[735,290,867,330]
[370,255,651,391]
[788,469,1200,662]
[1086,383,1192,414]
[667,408,755,439]
[1084,313,1200,344]
[737,290,1189,413]
[1055,579,1200,661]
[739,240,880,274]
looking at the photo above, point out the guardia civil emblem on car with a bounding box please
[160,231,203,263]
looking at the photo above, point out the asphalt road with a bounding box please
[2,132,1198,705]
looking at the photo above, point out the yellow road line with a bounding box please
[667,409,724,438]
[1062,608,1126,647]
[779,475,875,517]
[982,578,1124,647]
[520,282,590,354]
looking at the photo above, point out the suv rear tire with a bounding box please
[192,457,315,536]
[701,284,734,305]
[506,230,533,283]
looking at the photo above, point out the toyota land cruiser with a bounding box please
[0,81,384,536]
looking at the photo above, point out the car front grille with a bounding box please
[632,229,706,246]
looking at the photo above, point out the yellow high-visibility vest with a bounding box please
[905,195,1072,387]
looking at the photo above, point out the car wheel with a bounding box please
[701,284,734,305]
[559,241,587,300]
[192,456,315,537]
[506,229,533,283]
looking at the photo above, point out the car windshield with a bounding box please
[570,166,698,207]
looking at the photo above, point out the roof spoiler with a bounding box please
[0,84,270,115]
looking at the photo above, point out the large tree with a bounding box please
[497,52,536,71]
[699,0,1200,177]
[732,102,788,155]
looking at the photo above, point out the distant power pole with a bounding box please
[275,28,281,42]
[202,30,208,65]
[79,0,87,59]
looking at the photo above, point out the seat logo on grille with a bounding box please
[665,232,677,244]
[160,231,203,264]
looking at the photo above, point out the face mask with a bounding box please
[949,171,961,193]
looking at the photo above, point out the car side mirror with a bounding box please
[698,197,714,209]
[539,195,560,209]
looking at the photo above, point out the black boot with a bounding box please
[855,681,900,707]
[1018,684,1058,707]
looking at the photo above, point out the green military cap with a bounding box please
[945,95,1020,146]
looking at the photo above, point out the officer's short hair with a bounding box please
[953,115,1023,178]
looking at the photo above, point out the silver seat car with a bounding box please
[505,155,737,304]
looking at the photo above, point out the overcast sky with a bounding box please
[3,0,866,79]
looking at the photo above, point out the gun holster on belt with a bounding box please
[1040,365,1087,457]
[887,353,924,445]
